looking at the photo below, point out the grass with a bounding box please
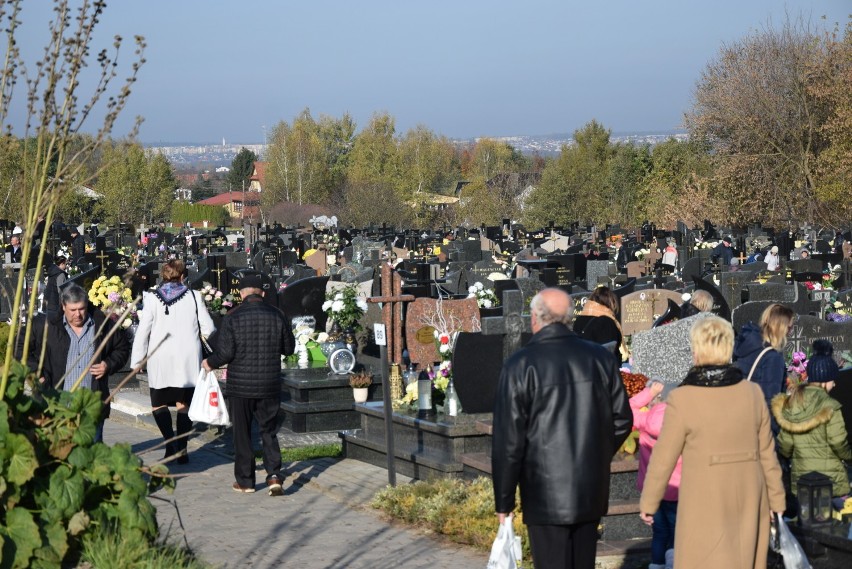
[253,442,344,461]
[79,526,210,569]
[372,476,531,560]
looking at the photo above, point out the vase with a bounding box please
[352,387,369,403]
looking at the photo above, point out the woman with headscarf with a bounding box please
[131,259,215,463]
[640,316,785,569]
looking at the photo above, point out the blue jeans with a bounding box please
[652,500,678,564]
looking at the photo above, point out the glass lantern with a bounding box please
[797,471,833,527]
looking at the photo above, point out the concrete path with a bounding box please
[104,413,489,569]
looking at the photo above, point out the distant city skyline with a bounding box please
[11,1,849,144]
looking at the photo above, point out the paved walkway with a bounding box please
[104,414,489,569]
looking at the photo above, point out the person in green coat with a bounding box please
[772,340,852,508]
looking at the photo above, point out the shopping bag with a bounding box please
[486,515,522,569]
[188,369,230,426]
[775,513,812,569]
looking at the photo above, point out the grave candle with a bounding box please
[417,369,435,420]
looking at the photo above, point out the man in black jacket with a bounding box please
[25,284,130,442]
[203,271,294,496]
[69,226,86,266]
[492,288,632,569]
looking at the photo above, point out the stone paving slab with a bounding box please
[104,416,488,569]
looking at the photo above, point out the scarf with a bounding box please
[153,281,188,314]
[580,300,622,334]
[682,364,743,387]
[579,299,627,358]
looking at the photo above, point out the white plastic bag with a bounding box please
[487,515,522,569]
[188,369,230,426]
[776,514,812,569]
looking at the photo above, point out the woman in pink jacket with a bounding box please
[631,380,681,569]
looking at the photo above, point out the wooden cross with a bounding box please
[367,263,415,365]
[480,289,531,362]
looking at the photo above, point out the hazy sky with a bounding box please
[11,1,850,144]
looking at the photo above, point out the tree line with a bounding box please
[1,16,848,233]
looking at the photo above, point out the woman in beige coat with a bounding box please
[639,316,786,569]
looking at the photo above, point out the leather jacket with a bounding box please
[492,323,632,525]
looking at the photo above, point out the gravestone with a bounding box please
[468,260,502,286]
[0,271,15,321]
[626,261,644,279]
[304,250,327,275]
[277,276,330,331]
[405,297,481,365]
[652,299,681,327]
[786,258,823,275]
[746,283,796,303]
[718,271,752,311]
[786,315,852,358]
[692,275,731,321]
[681,257,702,283]
[569,291,592,324]
[620,289,685,336]
[451,332,504,414]
[514,277,545,307]
[632,312,715,382]
[586,260,610,291]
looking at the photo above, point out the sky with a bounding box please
[10,0,851,144]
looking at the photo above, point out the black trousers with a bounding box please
[527,520,599,569]
[229,396,282,488]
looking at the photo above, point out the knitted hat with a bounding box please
[806,340,839,384]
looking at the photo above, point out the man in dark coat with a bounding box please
[69,226,86,266]
[6,235,22,263]
[710,236,734,267]
[492,288,632,569]
[613,238,628,273]
[25,283,130,442]
[203,271,295,496]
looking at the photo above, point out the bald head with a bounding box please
[530,288,573,333]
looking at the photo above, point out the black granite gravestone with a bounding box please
[278,276,330,330]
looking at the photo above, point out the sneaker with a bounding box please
[232,482,255,493]
[267,476,283,496]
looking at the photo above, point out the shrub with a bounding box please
[372,477,530,559]
[0,362,172,567]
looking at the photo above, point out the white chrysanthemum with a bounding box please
[335,292,343,300]
[205,294,213,302]
[475,282,484,291]
[482,299,492,308]
[468,285,477,294]
[331,300,345,312]
[322,300,333,311]
[439,344,450,354]
[356,298,368,312]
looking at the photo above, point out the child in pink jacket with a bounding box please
[631,380,681,569]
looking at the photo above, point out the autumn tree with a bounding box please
[523,120,613,227]
[686,17,837,227]
[346,112,402,198]
[96,143,176,226]
[809,20,852,224]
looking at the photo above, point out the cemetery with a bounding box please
[5,214,851,565]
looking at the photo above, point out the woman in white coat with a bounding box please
[131,259,215,463]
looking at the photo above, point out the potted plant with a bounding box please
[349,370,373,403]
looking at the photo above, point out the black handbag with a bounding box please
[191,290,214,358]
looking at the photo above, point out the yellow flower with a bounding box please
[109,276,120,285]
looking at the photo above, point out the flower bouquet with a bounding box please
[88,275,137,328]
[322,284,368,331]
[827,299,851,323]
[786,351,808,389]
[200,283,235,316]
[467,281,499,309]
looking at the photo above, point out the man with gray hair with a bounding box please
[492,288,632,569]
[25,283,130,442]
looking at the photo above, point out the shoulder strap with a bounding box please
[746,347,773,382]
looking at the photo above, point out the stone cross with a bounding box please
[480,289,531,362]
